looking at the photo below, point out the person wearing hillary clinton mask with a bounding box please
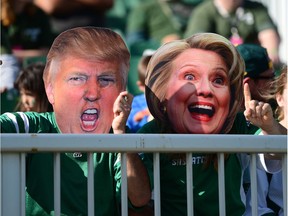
[137,33,285,216]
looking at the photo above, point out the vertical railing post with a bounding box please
[282,154,287,216]
[20,153,26,215]
[121,153,128,216]
[54,153,61,216]
[186,153,194,216]
[250,154,258,216]
[154,153,161,216]
[218,153,226,216]
[1,153,22,216]
[87,152,95,216]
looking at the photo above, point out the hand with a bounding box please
[112,91,133,134]
[134,108,151,122]
[243,83,274,131]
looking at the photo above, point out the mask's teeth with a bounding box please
[84,109,97,114]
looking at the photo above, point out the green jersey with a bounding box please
[184,0,277,44]
[138,120,249,216]
[229,112,259,135]
[1,112,122,216]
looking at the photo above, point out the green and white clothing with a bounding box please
[229,112,259,135]
[184,0,278,45]
[1,112,122,216]
[138,119,281,216]
[126,0,183,55]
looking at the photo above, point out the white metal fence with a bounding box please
[1,134,287,216]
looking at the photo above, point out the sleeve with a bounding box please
[258,153,282,173]
[127,96,149,133]
[252,2,278,32]
[38,10,54,47]
[1,112,56,133]
[256,130,282,173]
[139,153,154,191]
[184,3,214,38]
[113,153,122,203]
[0,112,30,133]
[126,3,148,44]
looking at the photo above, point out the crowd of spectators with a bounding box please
[0,0,286,215]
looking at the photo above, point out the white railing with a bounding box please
[1,134,287,216]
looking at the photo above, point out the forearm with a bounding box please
[12,48,49,59]
[261,119,287,135]
[258,29,281,64]
[127,153,151,207]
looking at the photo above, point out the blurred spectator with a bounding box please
[245,66,287,216]
[4,0,54,64]
[237,43,276,104]
[229,43,276,135]
[0,29,19,93]
[14,62,53,112]
[229,43,279,201]
[184,0,281,66]
[105,0,142,37]
[33,0,114,36]
[126,0,203,55]
[127,49,154,133]
[1,0,20,113]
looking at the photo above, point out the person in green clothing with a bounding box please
[1,0,20,113]
[5,0,54,64]
[136,33,284,215]
[126,0,203,55]
[184,0,281,66]
[0,27,151,215]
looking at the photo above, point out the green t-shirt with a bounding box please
[1,112,122,216]
[8,4,54,50]
[138,119,249,216]
[184,0,277,44]
[229,112,259,135]
[126,0,181,55]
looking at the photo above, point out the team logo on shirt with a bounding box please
[171,156,206,166]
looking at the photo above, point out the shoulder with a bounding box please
[229,112,259,134]
[1,112,58,133]
[137,119,161,133]
[243,0,268,10]
[193,1,216,12]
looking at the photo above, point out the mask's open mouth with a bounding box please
[81,109,98,128]
[188,104,215,118]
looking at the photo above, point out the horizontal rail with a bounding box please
[1,134,287,153]
[1,134,287,216]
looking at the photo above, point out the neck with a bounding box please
[214,0,243,13]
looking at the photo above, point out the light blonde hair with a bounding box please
[145,32,244,134]
[43,27,130,91]
[265,66,287,121]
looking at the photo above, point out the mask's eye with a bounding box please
[213,74,229,86]
[184,74,195,81]
[68,76,87,85]
[98,76,115,87]
[214,77,224,85]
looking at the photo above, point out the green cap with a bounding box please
[236,44,273,78]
